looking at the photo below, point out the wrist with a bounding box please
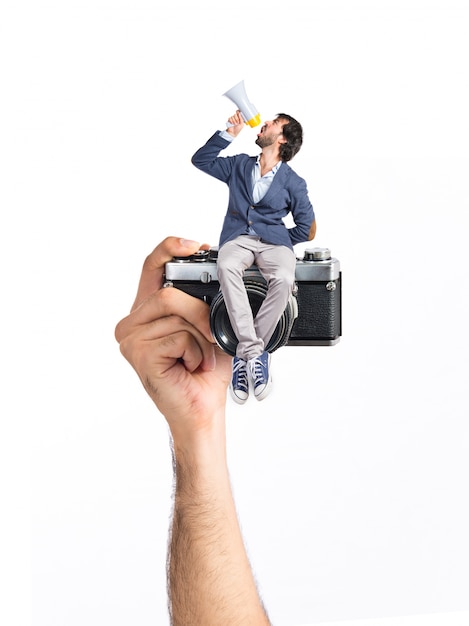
[171,407,227,470]
[172,424,231,504]
[219,128,235,142]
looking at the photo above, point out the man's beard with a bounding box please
[255,132,277,149]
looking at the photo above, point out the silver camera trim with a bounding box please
[164,247,340,284]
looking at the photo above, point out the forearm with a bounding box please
[168,418,271,626]
[289,221,314,245]
[191,132,232,182]
[288,180,315,245]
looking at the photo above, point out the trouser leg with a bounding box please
[217,238,264,360]
[254,244,296,346]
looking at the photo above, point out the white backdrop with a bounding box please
[2,1,469,625]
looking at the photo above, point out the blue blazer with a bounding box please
[192,132,315,250]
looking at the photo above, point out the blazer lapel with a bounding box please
[244,157,257,202]
[259,162,287,204]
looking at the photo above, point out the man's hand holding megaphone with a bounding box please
[226,110,246,138]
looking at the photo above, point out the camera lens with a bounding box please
[209,280,298,357]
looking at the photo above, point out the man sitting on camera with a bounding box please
[192,110,316,403]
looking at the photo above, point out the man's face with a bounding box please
[255,117,286,149]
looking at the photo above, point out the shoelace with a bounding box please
[233,359,248,389]
[249,357,266,383]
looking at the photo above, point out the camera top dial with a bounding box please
[173,249,209,263]
[303,247,331,262]
[172,247,219,263]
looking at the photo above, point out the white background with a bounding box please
[1,1,469,625]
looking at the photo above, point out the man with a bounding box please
[192,110,316,404]
[115,236,272,625]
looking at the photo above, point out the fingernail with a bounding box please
[179,238,199,248]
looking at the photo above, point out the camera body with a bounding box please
[163,247,341,357]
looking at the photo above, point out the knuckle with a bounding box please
[114,318,126,343]
[156,284,177,309]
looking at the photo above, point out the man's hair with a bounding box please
[276,113,303,162]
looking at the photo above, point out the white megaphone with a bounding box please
[222,80,261,128]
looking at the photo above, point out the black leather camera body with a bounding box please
[163,247,341,357]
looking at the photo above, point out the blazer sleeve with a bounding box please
[287,175,315,245]
[191,132,235,183]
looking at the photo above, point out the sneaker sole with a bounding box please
[230,386,249,404]
[253,377,272,401]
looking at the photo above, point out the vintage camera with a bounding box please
[163,247,341,356]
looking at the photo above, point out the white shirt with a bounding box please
[252,155,281,203]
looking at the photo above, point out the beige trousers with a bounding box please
[217,235,296,361]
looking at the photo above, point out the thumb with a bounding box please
[131,237,203,312]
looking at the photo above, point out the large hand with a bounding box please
[115,237,232,439]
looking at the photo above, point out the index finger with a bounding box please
[131,236,208,312]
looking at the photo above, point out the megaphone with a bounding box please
[222,80,261,128]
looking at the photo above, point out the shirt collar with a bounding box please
[255,155,282,176]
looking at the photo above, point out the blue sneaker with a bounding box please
[248,351,272,401]
[230,357,249,404]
